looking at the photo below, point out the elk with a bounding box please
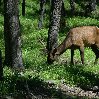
[48,26,99,65]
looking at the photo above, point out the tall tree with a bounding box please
[47,0,62,63]
[4,0,23,69]
[38,0,46,29]
[60,0,66,29]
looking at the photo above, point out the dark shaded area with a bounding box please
[63,63,99,91]
[0,75,78,99]
[0,69,99,99]
[0,0,3,15]
[0,50,3,81]
[22,0,25,16]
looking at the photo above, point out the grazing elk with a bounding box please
[48,26,99,65]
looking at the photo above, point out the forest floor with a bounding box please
[1,0,99,99]
[1,80,99,99]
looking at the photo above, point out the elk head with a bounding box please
[47,48,59,64]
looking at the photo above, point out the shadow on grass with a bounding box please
[64,63,99,90]
[0,74,79,99]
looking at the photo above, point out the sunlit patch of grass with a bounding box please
[66,17,99,28]
[0,0,99,96]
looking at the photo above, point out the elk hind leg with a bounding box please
[91,44,99,64]
[71,49,74,65]
[79,46,84,64]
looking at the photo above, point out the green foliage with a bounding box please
[0,0,99,97]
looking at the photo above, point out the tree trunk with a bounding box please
[70,0,75,14]
[90,0,96,12]
[4,0,23,69]
[47,0,62,63]
[38,0,46,29]
[85,0,96,15]
[22,0,25,16]
[0,50,3,81]
[60,0,66,29]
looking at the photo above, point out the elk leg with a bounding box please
[71,49,74,65]
[79,47,84,64]
[91,45,99,64]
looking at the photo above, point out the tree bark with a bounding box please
[38,0,46,29]
[4,0,23,69]
[47,0,62,63]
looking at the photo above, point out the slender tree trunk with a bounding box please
[70,0,75,14]
[22,0,25,16]
[60,0,66,29]
[38,0,46,29]
[85,0,96,15]
[4,0,23,69]
[0,50,3,81]
[90,0,96,12]
[47,0,62,63]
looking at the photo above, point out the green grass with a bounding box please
[0,0,99,97]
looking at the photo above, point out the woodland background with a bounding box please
[0,0,99,98]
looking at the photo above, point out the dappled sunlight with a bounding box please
[0,0,99,98]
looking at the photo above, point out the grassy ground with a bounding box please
[0,0,99,97]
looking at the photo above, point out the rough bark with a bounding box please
[47,0,62,63]
[38,0,46,29]
[4,0,23,69]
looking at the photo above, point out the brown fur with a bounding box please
[48,26,99,64]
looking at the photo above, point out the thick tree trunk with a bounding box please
[38,0,46,29]
[22,0,25,16]
[47,0,62,63]
[4,0,23,69]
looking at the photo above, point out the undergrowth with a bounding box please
[0,0,99,97]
